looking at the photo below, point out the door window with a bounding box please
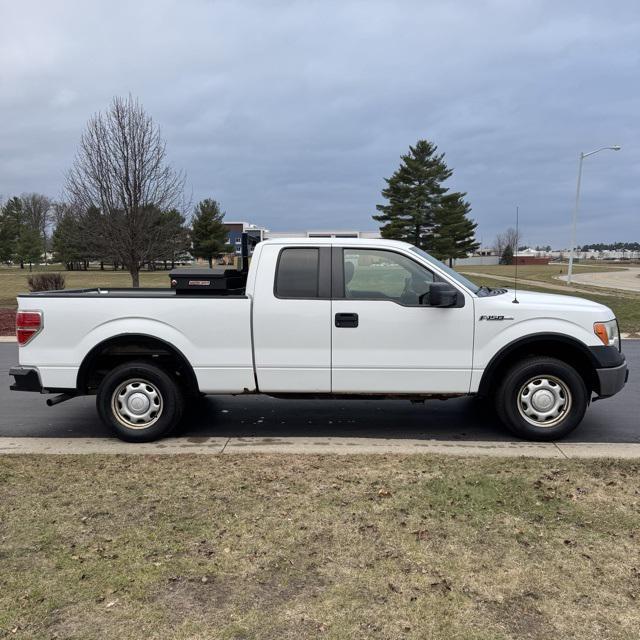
[343,249,436,306]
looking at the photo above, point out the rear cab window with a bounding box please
[274,248,320,298]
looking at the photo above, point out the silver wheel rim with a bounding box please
[517,375,572,428]
[111,379,163,430]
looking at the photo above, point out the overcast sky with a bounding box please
[1,0,638,247]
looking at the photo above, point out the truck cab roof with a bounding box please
[261,236,411,248]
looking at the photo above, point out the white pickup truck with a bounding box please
[10,237,627,442]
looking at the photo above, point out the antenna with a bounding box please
[513,205,520,304]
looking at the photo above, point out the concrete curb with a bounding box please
[1,436,640,458]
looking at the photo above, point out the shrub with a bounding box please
[27,273,66,292]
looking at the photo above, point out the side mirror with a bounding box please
[427,282,458,307]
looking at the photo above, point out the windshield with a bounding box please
[410,246,481,294]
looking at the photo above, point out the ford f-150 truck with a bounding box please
[10,237,628,442]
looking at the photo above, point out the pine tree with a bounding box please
[81,205,116,269]
[16,226,43,271]
[191,199,228,268]
[430,192,479,266]
[158,209,190,268]
[21,193,52,261]
[0,197,23,266]
[52,211,85,269]
[501,245,514,265]
[0,204,18,264]
[373,140,452,248]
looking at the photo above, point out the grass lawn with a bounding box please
[455,263,626,286]
[1,454,639,639]
[0,266,171,307]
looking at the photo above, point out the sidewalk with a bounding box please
[2,436,640,458]
[557,266,640,293]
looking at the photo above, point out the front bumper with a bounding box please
[596,361,629,398]
[9,366,43,392]
[588,345,628,398]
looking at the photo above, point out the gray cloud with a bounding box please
[1,0,638,246]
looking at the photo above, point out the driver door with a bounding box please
[331,247,474,394]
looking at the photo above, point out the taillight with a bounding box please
[16,311,43,346]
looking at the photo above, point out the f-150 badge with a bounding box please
[479,315,514,321]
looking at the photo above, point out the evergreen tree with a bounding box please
[191,199,228,268]
[430,193,479,266]
[0,203,18,264]
[158,209,190,268]
[0,197,23,266]
[79,206,112,268]
[0,215,14,264]
[501,245,514,265]
[373,140,452,248]
[16,226,43,271]
[21,193,52,261]
[52,210,85,269]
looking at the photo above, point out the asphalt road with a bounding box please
[1,342,638,443]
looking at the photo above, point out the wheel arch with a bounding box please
[478,333,599,398]
[76,333,199,396]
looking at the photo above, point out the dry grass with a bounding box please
[456,263,625,286]
[0,267,171,307]
[0,454,639,640]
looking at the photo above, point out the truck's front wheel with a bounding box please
[495,356,588,441]
[97,361,184,442]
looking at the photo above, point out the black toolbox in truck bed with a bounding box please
[169,267,247,295]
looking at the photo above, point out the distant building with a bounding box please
[223,222,268,256]
[224,222,381,244]
[221,222,381,264]
[512,248,550,265]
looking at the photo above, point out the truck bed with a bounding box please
[20,287,247,299]
[17,293,255,394]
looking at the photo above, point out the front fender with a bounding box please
[474,317,600,372]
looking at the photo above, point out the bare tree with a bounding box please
[493,227,519,256]
[21,193,52,261]
[65,95,186,286]
[52,201,75,226]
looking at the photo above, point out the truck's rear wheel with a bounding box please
[97,361,184,442]
[495,356,588,441]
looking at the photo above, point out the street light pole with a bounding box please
[567,152,585,285]
[566,145,621,285]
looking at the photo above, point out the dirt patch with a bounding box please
[0,307,15,335]
[154,575,233,618]
[155,570,325,619]
[481,593,557,639]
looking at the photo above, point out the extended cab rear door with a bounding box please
[252,243,332,392]
[331,246,474,394]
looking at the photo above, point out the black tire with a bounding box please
[494,356,588,441]
[96,361,184,442]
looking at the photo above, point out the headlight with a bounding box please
[594,319,620,350]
